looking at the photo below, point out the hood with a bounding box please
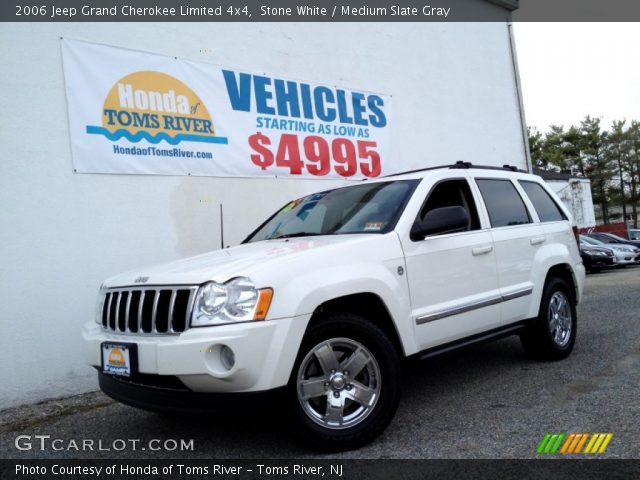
[606,243,640,252]
[103,234,377,288]
[581,245,613,254]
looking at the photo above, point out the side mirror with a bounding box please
[411,206,470,240]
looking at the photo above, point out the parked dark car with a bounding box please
[579,242,616,272]
[584,232,640,249]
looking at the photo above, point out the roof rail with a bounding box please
[450,161,473,169]
[384,162,527,177]
[384,164,453,177]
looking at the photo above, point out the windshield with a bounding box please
[581,235,602,245]
[245,180,419,243]
[606,233,628,241]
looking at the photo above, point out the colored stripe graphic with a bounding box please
[574,433,589,453]
[537,433,552,454]
[584,433,613,454]
[549,433,565,453]
[537,433,565,454]
[539,433,613,454]
[559,433,588,453]
[560,433,576,453]
[597,433,613,453]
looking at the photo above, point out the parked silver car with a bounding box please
[580,235,640,266]
[584,231,640,249]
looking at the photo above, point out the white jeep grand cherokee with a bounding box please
[84,162,585,450]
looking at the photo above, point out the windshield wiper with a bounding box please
[269,232,325,240]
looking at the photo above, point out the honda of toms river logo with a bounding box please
[86,71,228,146]
[537,432,613,454]
[107,348,126,367]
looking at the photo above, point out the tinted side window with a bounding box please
[418,179,481,232]
[476,179,531,228]
[519,181,567,222]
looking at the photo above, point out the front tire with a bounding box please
[521,277,577,360]
[290,313,401,451]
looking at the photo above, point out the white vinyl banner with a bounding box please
[61,39,393,179]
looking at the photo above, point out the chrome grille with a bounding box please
[101,286,198,334]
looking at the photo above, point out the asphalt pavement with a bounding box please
[1,266,639,459]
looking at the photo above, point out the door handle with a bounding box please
[472,245,493,256]
[530,236,546,246]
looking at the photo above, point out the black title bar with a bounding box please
[3,0,640,22]
[2,459,640,480]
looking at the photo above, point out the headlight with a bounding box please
[583,249,604,256]
[191,277,273,327]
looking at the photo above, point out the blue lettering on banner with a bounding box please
[274,79,300,117]
[300,83,314,119]
[314,86,335,122]
[368,96,387,127]
[221,69,387,128]
[222,70,251,111]
[253,75,275,115]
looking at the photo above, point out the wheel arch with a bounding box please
[308,292,406,357]
[545,263,579,305]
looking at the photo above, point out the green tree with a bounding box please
[527,126,545,169]
[563,125,584,175]
[627,121,640,227]
[605,120,630,222]
[541,125,569,171]
[528,116,640,226]
[579,116,612,224]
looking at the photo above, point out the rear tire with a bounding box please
[520,277,577,360]
[290,313,401,451]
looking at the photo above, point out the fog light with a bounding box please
[220,345,235,371]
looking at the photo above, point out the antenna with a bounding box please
[219,203,224,249]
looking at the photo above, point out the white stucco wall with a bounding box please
[547,179,597,229]
[0,21,526,408]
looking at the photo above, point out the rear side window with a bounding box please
[519,181,567,222]
[476,179,531,228]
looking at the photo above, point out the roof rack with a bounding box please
[384,161,527,177]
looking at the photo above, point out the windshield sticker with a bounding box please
[281,202,296,213]
[308,192,329,202]
[364,222,384,232]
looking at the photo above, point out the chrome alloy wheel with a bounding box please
[548,291,572,347]
[297,338,381,430]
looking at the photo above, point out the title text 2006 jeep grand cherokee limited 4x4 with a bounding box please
[84,162,585,450]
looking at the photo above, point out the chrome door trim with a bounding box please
[415,287,533,325]
[501,287,533,302]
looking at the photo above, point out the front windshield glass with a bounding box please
[245,180,419,243]
[606,233,627,241]
[581,236,602,245]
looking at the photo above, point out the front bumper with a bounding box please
[83,315,310,393]
[613,252,640,265]
[588,255,615,268]
[99,372,286,414]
